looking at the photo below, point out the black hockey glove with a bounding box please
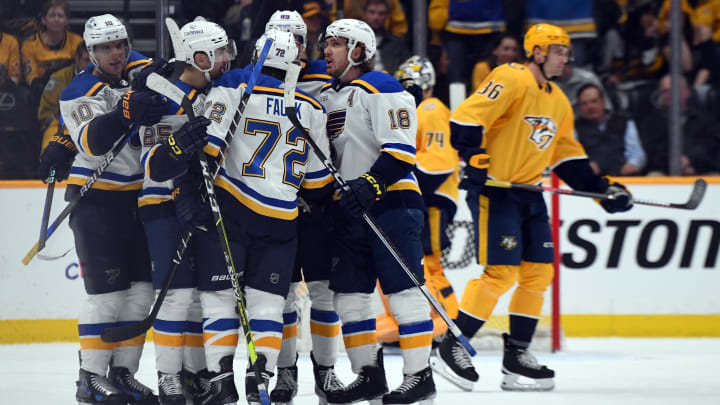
[338,172,386,217]
[38,132,77,182]
[599,180,633,213]
[131,58,173,91]
[459,148,489,192]
[166,117,210,161]
[174,172,213,229]
[116,90,167,128]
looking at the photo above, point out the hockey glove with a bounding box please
[599,180,633,213]
[116,90,167,128]
[38,132,78,182]
[174,172,213,229]
[338,172,386,217]
[131,58,173,91]
[459,149,489,192]
[166,117,211,161]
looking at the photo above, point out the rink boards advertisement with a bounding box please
[1,177,719,343]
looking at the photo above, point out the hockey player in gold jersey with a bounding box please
[377,56,460,345]
[432,23,634,392]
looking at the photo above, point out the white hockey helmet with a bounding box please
[324,19,376,65]
[83,14,130,65]
[180,20,232,73]
[254,29,298,71]
[265,10,307,47]
[395,56,436,91]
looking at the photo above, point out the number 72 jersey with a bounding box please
[203,70,333,221]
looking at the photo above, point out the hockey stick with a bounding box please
[21,57,187,266]
[282,61,477,357]
[37,167,55,252]
[485,178,707,210]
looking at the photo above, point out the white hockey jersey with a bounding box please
[318,71,424,211]
[59,51,151,193]
[203,69,333,222]
[138,80,208,220]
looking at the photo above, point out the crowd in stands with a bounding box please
[1,0,719,180]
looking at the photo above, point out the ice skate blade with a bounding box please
[500,369,554,392]
[274,401,294,405]
[328,395,383,405]
[429,356,474,392]
[382,392,437,405]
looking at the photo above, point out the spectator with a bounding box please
[37,41,89,152]
[638,74,720,176]
[556,62,613,115]
[470,33,521,91]
[301,0,331,61]
[430,0,507,94]
[524,0,597,67]
[331,0,408,37]
[0,30,22,86]
[20,0,82,88]
[575,83,646,176]
[363,0,410,73]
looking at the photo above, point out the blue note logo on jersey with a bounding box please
[327,109,347,140]
[524,115,557,151]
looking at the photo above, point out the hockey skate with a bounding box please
[429,334,478,391]
[326,348,388,405]
[311,352,345,405]
[270,363,298,405]
[157,372,185,405]
[180,368,213,405]
[382,366,436,405]
[500,333,555,391]
[108,366,158,405]
[203,356,239,405]
[245,354,273,405]
[76,368,126,405]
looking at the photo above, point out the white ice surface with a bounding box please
[1,338,719,405]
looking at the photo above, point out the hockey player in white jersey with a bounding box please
[318,19,436,405]
[138,20,235,405]
[263,10,344,405]
[183,29,334,405]
[59,14,166,405]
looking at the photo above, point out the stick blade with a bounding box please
[680,178,707,210]
[100,319,152,343]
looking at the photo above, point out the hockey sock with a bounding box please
[183,289,206,373]
[78,290,126,375]
[246,286,286,372]
[508,314,538,347]
[112,281,154,373]
[307,281,340,367]
[153,288,193,373]
[458,264,520,336]
[335,293,377,373]
[277,282,299,368]
[455,310,486,339]
[200,289,239,373]
[389,288,433,374]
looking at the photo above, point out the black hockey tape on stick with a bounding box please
[282,60,477,357]
[485,178,707,210]
[37,167,55,252]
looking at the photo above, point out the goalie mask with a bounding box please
[254,29,298,71]
[180,21,235,78]
[395,56,436,91]
[265,10,307,47]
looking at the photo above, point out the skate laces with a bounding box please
[394,374,421,393]
[344,373,367,391]
[89,374,119,394]
[276,368,298,391]
[159,373,183,396]
[517,349,543,370]
[320,367,345,391]
[115,369,153,394]
[451,341,473,369]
